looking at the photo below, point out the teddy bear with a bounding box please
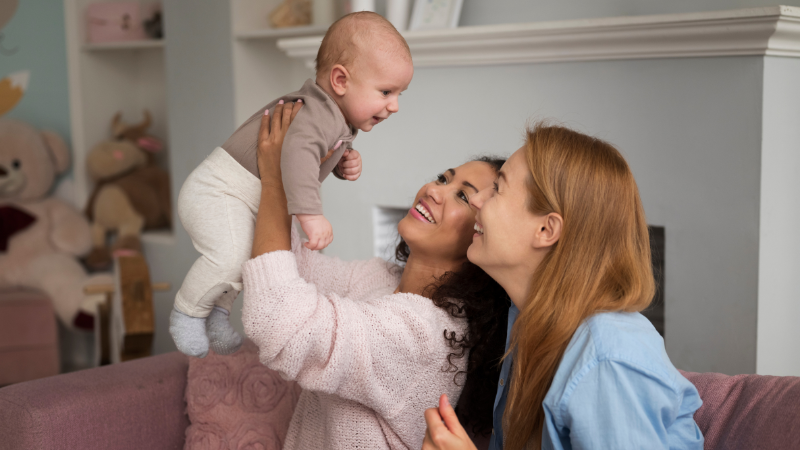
[0,118,110,330]
[83,110,171,271]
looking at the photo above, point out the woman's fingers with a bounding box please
[259,109,271,142]
[281,99,294,129]
[420,396,477,450]
[437,394,466,437]
[424,407,449,445]
[271,101,285,136]
[422,428,438,450]
[290,99,303,121]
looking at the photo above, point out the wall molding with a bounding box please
[277,5,800,68]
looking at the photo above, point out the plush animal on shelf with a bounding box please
[84,110,171,271]
[0,118,109,330]
[269,0,311,28]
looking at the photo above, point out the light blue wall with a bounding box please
[0,1,71,143]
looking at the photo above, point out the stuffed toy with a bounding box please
[83,110,171,271]
[0,118,109,330]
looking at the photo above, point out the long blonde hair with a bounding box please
[503,123,655,450]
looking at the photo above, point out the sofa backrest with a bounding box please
[680,369,800,450]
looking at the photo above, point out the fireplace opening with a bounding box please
[643,225,665,337]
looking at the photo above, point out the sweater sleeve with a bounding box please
[289,224,399,298]
[241,251,450,418]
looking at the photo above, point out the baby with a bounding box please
[169,12,414,358]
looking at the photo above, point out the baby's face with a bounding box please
[340,48,413,132]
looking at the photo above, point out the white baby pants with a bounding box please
[174,147,261,318]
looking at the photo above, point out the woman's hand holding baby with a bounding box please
[252,100,303,257]
[337,149,362,181]
[253,99,335,254]
[256,99,303,189]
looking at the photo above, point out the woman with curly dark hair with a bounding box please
[394,156,510,441]
[242,101,511,450]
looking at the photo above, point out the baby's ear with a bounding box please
[41,130,70,174]
[330,64,349,96]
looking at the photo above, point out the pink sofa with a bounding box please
[1,352,798,450]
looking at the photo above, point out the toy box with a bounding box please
[86,2,146,43]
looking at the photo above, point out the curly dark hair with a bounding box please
[394,156,509,437]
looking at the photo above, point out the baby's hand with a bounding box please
[337,149,362,181]
[296,214,333,250]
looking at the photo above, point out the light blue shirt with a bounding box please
[488,303,518,450]
[488,310,704,450]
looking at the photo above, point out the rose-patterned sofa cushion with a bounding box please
[184,339,301,449]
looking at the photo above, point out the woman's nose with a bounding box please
[470,187,491,210]
[427,183,443,203]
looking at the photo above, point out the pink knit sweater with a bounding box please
[241,228,468,450]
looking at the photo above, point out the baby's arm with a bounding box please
[296,214,333,250]
[279,102,327,219]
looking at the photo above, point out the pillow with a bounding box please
[680,369,800,450]
[185,339,301,449]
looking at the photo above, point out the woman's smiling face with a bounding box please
[398,161,498,266]
[467,148,545,284]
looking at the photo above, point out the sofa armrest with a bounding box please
[0,351,189,450]
[680,369,800,450]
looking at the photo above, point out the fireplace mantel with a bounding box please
[276,5,800,68]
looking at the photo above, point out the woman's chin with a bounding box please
[466,241,483,266]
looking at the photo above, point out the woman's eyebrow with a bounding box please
[448,168,479,193]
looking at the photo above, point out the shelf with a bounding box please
[82,40,164,52]
[234,24,330,40]
[277,5,800,68]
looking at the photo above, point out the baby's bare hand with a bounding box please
[338,149,362,181]
[296,214,333,250]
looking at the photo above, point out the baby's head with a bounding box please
[315,12,413,132]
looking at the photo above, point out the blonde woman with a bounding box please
[423,124,703,450]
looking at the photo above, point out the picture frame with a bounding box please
[408,0,464,31]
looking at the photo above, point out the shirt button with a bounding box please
[499,378,504,386]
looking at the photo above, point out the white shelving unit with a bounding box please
[64,0,172,244]
[230,0,339,124]
[83,39,164,51]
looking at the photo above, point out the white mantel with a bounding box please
[277,5,800,68]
